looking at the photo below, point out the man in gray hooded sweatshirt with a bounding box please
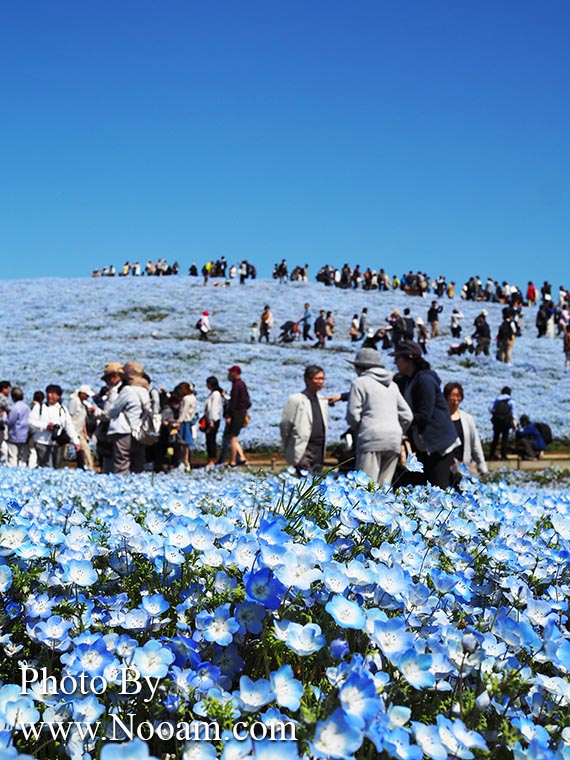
[346,348,413,484]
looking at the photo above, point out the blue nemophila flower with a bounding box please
[270,664,303,711]
[141,593,170,617]
[436,715,488,757]
[395,650,435,690]
[405,454,424,473]
[220,735,253,760]
[372,617,415,663]
[131,639,175,678]
[0,686,40,729]
[235,601,265,635]
[412,722,447,760]
[195,604,240,646]
[274,621,326,656]
[325,594,366,630]
[312,707,363,759]
[339,672,382,729]
[237,675,273,712]
[101,738,159,759]
[28,614,74,650]
[253,739,301,759]
[61,636,116,678]
[274,545,322,590]
[189,663,222,693]
[0,566,12,593]
[245,567,286,610]
[62,558,98,587]
[180,739,218,759]
[330,638,350,659]
[122,608,151,631]
[322,561,350,595]
[24,592,55,619]
[384,727,423,760]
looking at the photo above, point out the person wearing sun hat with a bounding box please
[107,361,151,475]
[391,341,459,488]
[346,348,413,485]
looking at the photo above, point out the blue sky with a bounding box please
[2,1,569,287]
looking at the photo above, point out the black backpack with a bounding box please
[492,399,513,426]
[534,422,553,445]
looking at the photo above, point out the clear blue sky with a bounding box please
[2,1,569,287]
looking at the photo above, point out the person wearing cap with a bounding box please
[223,365,250,466]
[472,311,491,356]
[68,384,97,471]
[392,341,459,488]
[346,349,413,484]
[108,361,151,475]
[198,311,211,341]
[28,384,81,468]
[280,365,328,473]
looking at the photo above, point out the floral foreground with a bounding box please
[1,468,570,760]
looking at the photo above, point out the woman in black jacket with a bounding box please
[392,341,459,488]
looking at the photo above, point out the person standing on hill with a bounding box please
[259,305,274,343]
[427,301,443,338]
[497,313,516,364]
[489,386,517,461]
[473,310,491,356]
[298,303,313,342]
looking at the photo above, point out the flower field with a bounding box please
[1,465,570,759]
[1,275,570,759]
[1,275,569,446]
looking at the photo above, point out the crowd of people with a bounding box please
[280,344,552,490]
[0,344,553,487]
[242,292,570,368]
[0,364,251,475]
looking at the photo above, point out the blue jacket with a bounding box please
[516,423,546,451]
[402,368,459,455]
[7,400,31,444]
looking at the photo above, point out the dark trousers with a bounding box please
[490,423,511,459]
[36,443,61,468]
[206,421,220,460]
[417,450,454,489]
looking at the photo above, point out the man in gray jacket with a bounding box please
[108,361,151,475]
[346,348,413,484]
[280,365,328,474]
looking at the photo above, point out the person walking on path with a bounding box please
[488,386,517,461]
[346,348,412,485]
[223,365,250,467]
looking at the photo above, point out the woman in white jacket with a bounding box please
[204,375,224,466]
[444,382,487,479]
